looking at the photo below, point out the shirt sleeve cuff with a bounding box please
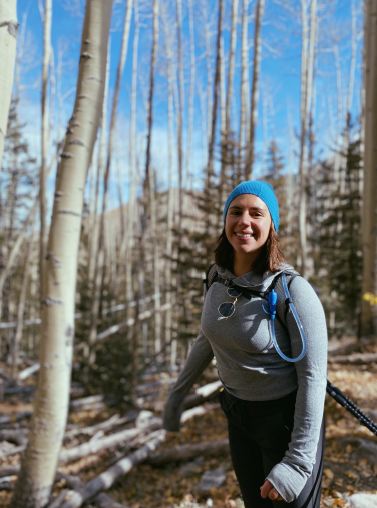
[266,462,307,504]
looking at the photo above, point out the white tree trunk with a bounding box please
[286,110,294,235]
[13,223,35,378]
[176,0,184,218]
[220,36,226,137]
[9,1,112,506]
[298,0,316,278]
[40,0,52,292]
[360,0,377,337]
[88,0,132,363]
[245,0,265,179]
[87,63,109,286]
[239,0,250,164]
[203,1,213,155]
[143,0,160,352]
[162,5,175,355]
[0,204,37,321]
[0,0,18,169]
[225,0,239,134]
[186,0,196,190]
[149,168,161,353]
[87,42,111,366]
[340,0,359,196]
[207,0,223,182]
[332,45,342,190]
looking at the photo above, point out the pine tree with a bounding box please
[315,121,362,337]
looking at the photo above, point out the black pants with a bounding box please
[219,389,324,508]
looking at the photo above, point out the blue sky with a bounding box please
[15,0,363,211]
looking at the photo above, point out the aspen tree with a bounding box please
[220,36,226,136]
[360,0,377,337]
[125,0,140,350]
[226,0,239,134]
[207,0,223,184]
[0,204,37,321]
[40,0,52,291]
[186,0,196,189]
[162,2,175,353]
[176,0,184,218]
[261,90,268,177]
[340,0,361,196]
[298,0,317,278]
[0,0,18,168]
[332,45,342,189]
[87,160,97,280]
[203,1,213,155]
[239,0,250,166]
[145,0,158,187]
[286,109,294,235]
[10,0,112,505]
[143,0,161,352]
[87,43,111,366]
[88,0,132,363]
[149,167,161,353]
[88,46,110,287]
[117,155,125,244]
[13,224,36,378]
[245,0,265,179]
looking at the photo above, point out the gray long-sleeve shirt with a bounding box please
[163,265,328,503]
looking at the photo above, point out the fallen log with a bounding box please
[92,493,130,508]
[0,429,28,446]
[0,444,26,458]
[147,438,230,466]
[69,394,112,412]
[0,368,13,382]
[54,472,130,508]
[328,352,377,364]
[0,466,19,478]
[183,380,222,409]
[18,363,40,380]
[64,414,121,441]
[59,424,155,464]
[0,411,32,425]
[181,403,220,423]
[49,430,167,508]
[97,302,171,341]
[4,386,36,396]
[0,467,129,507]
[64,411,138,441]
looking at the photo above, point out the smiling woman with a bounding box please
[215,183,286,276]
[163,180,328,508]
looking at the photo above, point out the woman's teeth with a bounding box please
[236,233,253,238]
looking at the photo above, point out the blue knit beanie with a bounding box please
[223,180,279,232]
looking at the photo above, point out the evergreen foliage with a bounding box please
[314,121,363,337]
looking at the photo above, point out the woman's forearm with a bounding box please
[163,329,214,431]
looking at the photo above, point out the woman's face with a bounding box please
[225,193,272,258]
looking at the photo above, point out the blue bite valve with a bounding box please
[269,289,277,318]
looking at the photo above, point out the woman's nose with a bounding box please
[238,213,251,225]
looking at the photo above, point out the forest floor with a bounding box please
[0,358,377,508]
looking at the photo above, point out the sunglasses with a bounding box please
[218,286,242,320]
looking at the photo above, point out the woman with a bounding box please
[163,180,327,507]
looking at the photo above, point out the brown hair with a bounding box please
[214,225,286,275]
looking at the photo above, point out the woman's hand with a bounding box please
[260,480,284,501]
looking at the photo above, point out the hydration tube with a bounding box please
[263,274,307,363]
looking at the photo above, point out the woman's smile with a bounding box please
[234,231,256,241]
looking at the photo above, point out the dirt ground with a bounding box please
[0,361,377,508]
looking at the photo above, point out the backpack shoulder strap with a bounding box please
[203,263,219,291]
[274,271,301,329]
